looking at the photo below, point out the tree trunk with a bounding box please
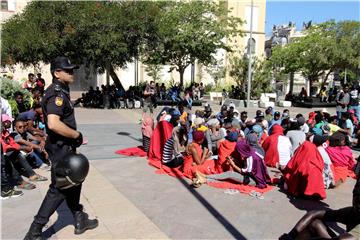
[179,67,185,87]
[109,64,124,91]
[321,70,333,89]
[289,72,294,93]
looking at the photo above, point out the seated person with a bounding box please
[215,131,239,173]
[286,121,306,154]
[1,115,47,188]
[141,114,154,153]
[311,135,335,189]
[18,104,46,138]
[11,119,49,169]
[178,102,188,122]
[183,131,212,178]
[262,124,292,169]
[284,140,327,200]
[338,112,354,142]
[161,123,187,168]
[280,179,360,240]
[194,140,270,189]
[325,131,356,186]
[207,118,225,154]
[246,133,265,158]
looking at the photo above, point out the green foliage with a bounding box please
[206,59,227,88]
[229,54,249,88]
[269,20,360,88]
[1,1,165,88]
[229,55,272,98]
[145,64,163,82]
[142,1,244,86]
[0,77,32,117]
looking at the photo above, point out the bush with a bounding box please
[0,77,32,117]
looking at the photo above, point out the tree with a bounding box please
[141,1,243,86]
[269,20,360,92]
[145,64,163,83]
[229,54,272,98]
[1,1,165,89]
[229,54,249,89]
[205,59,226,88]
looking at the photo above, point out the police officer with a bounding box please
[25,57,98,240]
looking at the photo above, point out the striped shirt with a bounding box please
[162,138,174,163]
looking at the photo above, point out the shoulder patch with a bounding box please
[55,97,63,107]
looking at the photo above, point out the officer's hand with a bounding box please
[73,132,83,148]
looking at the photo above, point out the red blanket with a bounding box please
[115,146,147,157]
[215,140,237,173]
[148,157,273,194]
[147,121,173,161]
[262,124,283,167]
[284,141,326,199]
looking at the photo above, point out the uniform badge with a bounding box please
[55,97,63,106]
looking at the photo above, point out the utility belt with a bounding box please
[46,136,75,150]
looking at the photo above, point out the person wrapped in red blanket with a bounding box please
[148,120,173,162]
[325,131,356,186]
[262,124,292,169]
[284,140,327,199]
[214,131,239,173]
[183,130,215,179]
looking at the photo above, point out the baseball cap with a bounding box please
[274,111,281,117]
[50,57,79,72]
[256,111,265,118]
[1,114,13,122]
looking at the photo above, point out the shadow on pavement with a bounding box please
[117,131,142,143]
[170,168,247,240]
[42,202,74,238]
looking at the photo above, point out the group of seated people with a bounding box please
[140,102,360,238]
[74,82,205,110]
[1,87,49,199]
[141,102,359,200]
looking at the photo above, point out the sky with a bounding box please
[265,0,360,35]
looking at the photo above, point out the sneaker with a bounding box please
[39,164,51,171]
[1,189,24,200]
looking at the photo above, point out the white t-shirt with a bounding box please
[1,97,12,118]
[278,135,292,167]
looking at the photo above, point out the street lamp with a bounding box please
[246,0,254,108]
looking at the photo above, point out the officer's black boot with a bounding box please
[74,211,98,235]
[24,222,45,240]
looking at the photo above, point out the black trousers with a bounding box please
[33,142,82,226]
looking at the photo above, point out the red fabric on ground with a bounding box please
[207,181,273,194]
[148,155,274,194]
[115,146,147,157]
[262,124,283,167]
[147,121,173,161]
[284,141,326,199]
[333,166,350,183]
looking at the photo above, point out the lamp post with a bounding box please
[246,0,254,109]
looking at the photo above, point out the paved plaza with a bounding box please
[2,105,358,239]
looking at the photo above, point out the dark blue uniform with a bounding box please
[33,79,82,226]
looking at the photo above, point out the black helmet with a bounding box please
[55,153,89,190]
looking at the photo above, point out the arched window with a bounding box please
[247,38,256,55]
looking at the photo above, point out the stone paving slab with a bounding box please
[2,165,168,239]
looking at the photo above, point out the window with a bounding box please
[247,38,256,55]
[1,0,8,11]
